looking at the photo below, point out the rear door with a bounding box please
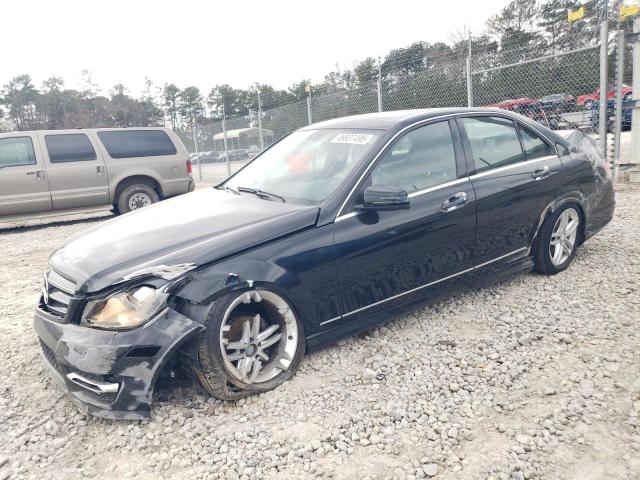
[38,132,110,209]
[0,134,52,216]
[457,115,564,273]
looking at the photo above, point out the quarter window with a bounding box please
[461,117,524,174]
[0,137,36,168]
[45,134,97,163]
[519,126,552,160]
[97,130,177,158]
[369,121,458,192]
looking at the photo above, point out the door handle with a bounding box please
[96,165,106,175]
[26,170,46,181]
[531,165,550,180]
[441,191,467,212]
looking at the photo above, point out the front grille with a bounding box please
[42,269,77,319]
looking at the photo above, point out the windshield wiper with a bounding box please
[237,186,286,202]
[220,185,240,195]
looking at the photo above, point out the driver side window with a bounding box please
[369,121,457,193]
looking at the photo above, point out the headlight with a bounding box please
[82,286,167,329]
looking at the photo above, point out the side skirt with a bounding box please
[305,255,534,352]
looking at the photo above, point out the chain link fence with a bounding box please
[181,28,632,184]
[470,31,603,133]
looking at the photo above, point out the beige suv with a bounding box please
[0,127,194,220]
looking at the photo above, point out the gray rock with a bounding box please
[579,379,595,399]
[517,334,532,346]
[423,463,439,477]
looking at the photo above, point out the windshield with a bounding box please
[223,129,381,204]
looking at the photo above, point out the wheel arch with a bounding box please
[111,174,164,204]
[169,259,313,341]
[531,193,588,252]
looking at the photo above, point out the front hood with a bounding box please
[49,188,319,293]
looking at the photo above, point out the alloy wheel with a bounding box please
[549,208,580,266]
[219,290,299,385]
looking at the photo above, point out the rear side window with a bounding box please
[45,134,97,163]
[0,137,36,167]
[461,116,524,174]
[556,143,570,156]
[519,126,553,160]
[97,130,177,159]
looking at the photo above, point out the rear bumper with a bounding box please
[34,305,203,420]
[585,198,615,241]
[161,178,194,198]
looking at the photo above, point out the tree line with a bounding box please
[0,0,627,136]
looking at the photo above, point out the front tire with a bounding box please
[186,289,305,400]
[534,205,582,275]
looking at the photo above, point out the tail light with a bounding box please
[186,160,192,174]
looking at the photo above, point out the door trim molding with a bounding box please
[335,177,471,223]
[335,154,558,223]
[319,246,528,326]
[468,155,557,180]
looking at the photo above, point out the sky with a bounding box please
[2,0,510,97]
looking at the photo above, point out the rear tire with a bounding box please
[533,204,582,275]
[183,289,305,401]
[116,183,159,214]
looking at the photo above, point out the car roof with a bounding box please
[0,127,172,136]
[299,107,536,131]
[298,107,568,150]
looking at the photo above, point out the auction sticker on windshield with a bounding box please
[331,133,375,145]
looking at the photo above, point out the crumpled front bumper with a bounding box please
[34,305,204,420]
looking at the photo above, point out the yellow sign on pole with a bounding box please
[620,3,640,19]
[304,84,311,93]
[568,6,586,22]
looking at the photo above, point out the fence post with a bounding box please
[466,33,473,107]
[257,91,264,151]
[598,3,609,161]
[307,84,313,125]
[222,103,230,177]
[613,22,624,182]
[192,123,202,182]
[377,56,383,112]
[631,17,640,181]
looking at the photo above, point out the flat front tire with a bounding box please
[185,289,305,401]
[534,204,582,275]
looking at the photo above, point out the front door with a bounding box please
[457,115,565,272]
[331,119,476,328]
[0,134,52,217]
[38,132,109,210]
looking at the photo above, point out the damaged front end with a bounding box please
[34,267,204,420]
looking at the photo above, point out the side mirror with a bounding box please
[356,185,410,211]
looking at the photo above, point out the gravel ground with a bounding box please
[0,183,639,480]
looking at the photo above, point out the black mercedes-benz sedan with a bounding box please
[34,108,615,419]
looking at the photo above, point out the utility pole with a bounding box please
[466,30,473,107]
[377,56,383,112]
[598,0,609,161]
